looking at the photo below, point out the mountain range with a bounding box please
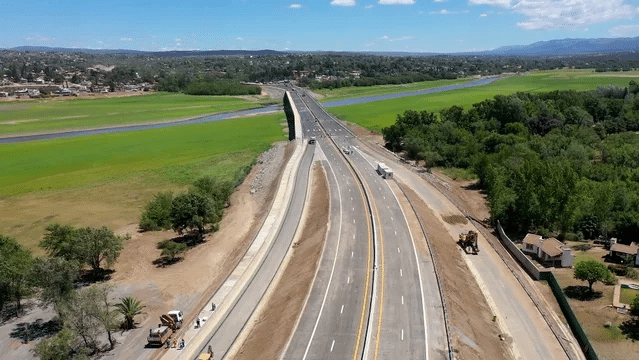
[5,36,639,57]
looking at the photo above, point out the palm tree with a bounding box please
[115,296,145,330]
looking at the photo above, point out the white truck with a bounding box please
[377,163,393,179]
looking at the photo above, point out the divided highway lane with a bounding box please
[283,90,373,360]
[191,138,315,359]
[289,89,446,359]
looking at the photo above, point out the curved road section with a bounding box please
[284,88,447,360]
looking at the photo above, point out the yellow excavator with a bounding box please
[459,230,479,254]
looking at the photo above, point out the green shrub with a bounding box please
[157,240,187,261]
[608,264,628,276]
[603,271,618,286]
[139,191,173,231]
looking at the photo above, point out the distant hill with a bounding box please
[7,46,285,57]
[475,36,639,56]
[6,36,639,57]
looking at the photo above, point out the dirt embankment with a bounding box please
[400,183,510,360]
[234,162,329,360]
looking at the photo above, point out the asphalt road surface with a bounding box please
[284,88,447,360]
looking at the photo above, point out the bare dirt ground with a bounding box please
[234,162,329,360]
[399,182,510,360]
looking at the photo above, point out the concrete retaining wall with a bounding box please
[496,221,541,280]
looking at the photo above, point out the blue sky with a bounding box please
[2,0,639,53]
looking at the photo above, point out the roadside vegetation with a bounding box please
[382,80,639,242]
[327,70,639,131]
[0,92,274,136]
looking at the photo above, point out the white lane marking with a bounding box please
[340,305,344,314]
[301,147,344,360]
[400,269,403,277]
[383,196,385,200]
[391,216,394,221]
[353,219,356,224]
[353,207,355,211]
[398,247,401,253]
[394,230,397,236]
[386,178,430,358]
[353,234,355,239]
[347,276,351,283]
[351,251,354,258]
[402,295,404,305]
[401,329,404,341]
[331,340,335,352]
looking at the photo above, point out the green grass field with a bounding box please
[0,112,287,252]
[327,69,639,132]
[0,113,286,196]
[620,286,639,305]
[0,92,277,136]
[315,78,469,102]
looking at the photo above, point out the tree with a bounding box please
[59,285,119,353]
[573,259,610,292]
[31,257,79,314]
[139,191,173,231]
[630,295,639,317]
[115,296,145,330]
[72,227,127,273]
[158,240,187,262]
[170,191,216,240]
[32,327,84,360]
[0,235,33,311]
[40,224,78,262]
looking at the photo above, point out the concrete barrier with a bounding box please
[496,221,541,280]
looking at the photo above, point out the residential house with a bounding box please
[521,233,574,267]
[609,239,639,266]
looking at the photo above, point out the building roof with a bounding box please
[541,237,564,258]
[611,243,639,256]
[522,233,542,246]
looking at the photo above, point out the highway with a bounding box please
[284,88,447,360]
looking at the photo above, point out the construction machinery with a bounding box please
[459,230,479,254]
[147,310,183,346]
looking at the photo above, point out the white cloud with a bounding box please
[610,24,639,36]
[514,0,639,30]
[431,9,455,14]
[379,0,415,4]
[480,13,487,16]
[236,37,244,40]
[434,0,447,2]
[289,3,302,8]
[365,42,376,47]
[379,35,389,39]
[389,35,414,41]
[469,0,511,7]
[365,4,374,8]
[120,37,132,41]
[331,0,356,5]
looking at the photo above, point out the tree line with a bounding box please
[382,81,639,241]
[0,227,142,359]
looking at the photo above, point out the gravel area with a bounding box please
[251,142,287,195]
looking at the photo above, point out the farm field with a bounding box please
[0,92,277,136]
[314,78,469,101]
[327,69,639,132]
[0,113,287,252]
